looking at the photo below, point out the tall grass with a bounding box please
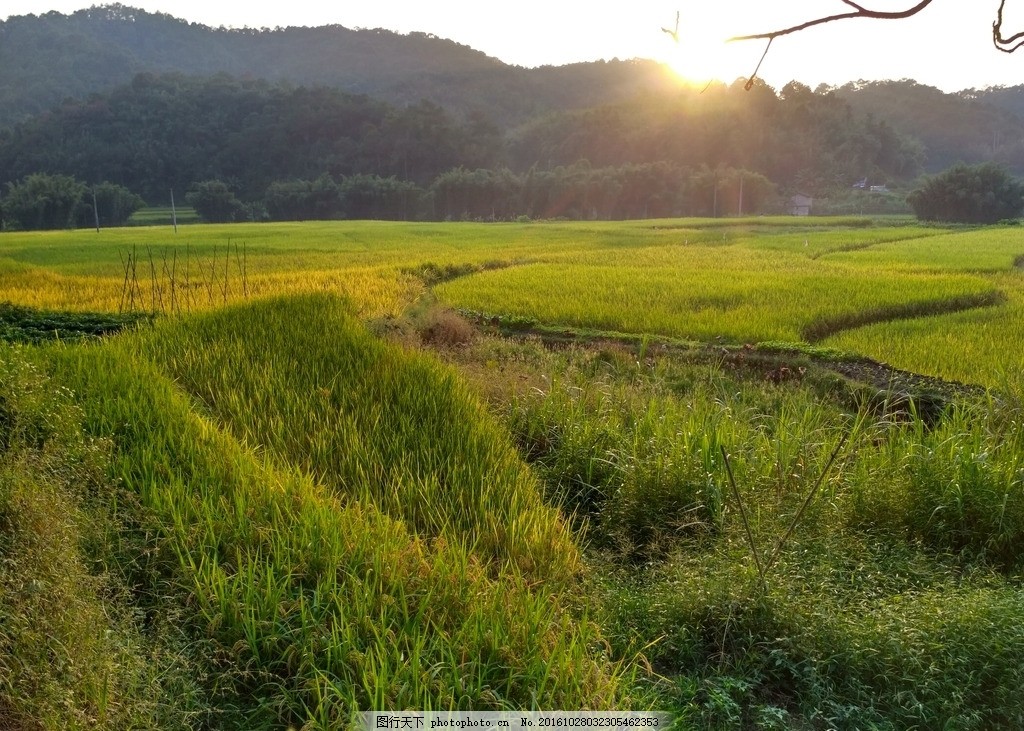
[39,294,624,726]
[136,293,576,582]
[0,345,201,729]
[506,373,738,555]
[467,337,1024,727]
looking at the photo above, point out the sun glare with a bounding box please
[658,7,736,86]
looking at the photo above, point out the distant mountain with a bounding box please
[0,4,682,129]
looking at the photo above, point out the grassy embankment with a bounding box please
[821,230,1024,384]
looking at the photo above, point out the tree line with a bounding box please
[0,74,923,204]
[1,162,777,229]
[3,72,1021,229]
[0,174,142,230]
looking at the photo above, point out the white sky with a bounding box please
[3,1,1024,92]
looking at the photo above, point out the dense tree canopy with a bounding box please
[3,174,86,230]
[185,180,245,223]
[6,10,1024,224]
[0,5,680,130]
[0,73,929,214]
[0,174,143,230]
[86,181,145,227]
[907,162,1024,223]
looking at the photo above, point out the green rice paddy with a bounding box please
[3,216,1024,728]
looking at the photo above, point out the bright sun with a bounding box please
[658,7,738,86]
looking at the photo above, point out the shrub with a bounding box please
[3,173,87,230]
[907,163,1024,224]
[77,182,146,227]
[185,179,245,223]
[418,308,476,347]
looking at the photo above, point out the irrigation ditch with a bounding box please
[456,311,989,426]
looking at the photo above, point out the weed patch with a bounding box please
[0,302,150,343]
[0,346,200,729]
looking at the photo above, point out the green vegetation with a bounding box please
[8,9,1024,236]
[908,162,1024,224]
[185,179,246,224]
[2,173,86,230]
[459,337,1024,728]
[8,7,1024,726]
[5,217,1024,727]
[127,205,201,226]
[1,216,1022,385]
[440,255,998,343]
[0,303,150,343]
[3,295,624,727]
[0,69,925,218]
[1,174,144,231]
[0,347,201,728]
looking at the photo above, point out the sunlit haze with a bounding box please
[4,1,1024,91]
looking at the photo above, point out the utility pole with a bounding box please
[92,188,100,233]
[738,176,744,217]
[713,174,718,218]
[170,189,178,234]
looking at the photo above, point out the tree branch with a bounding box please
[728,0,936,43]
[725,0,1024,89]
[994,0,1024,52]
[728,0,936,90]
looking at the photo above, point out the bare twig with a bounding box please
[204,246,215,305]
[744,37,773,91]
[170,248,178,315]
[223,241,231,303]
[729,0,936,88]
[729,0,935,43]
[146,245,158,312]
[994,0,1024,51]
[662,10,680,42]
[730,2,1024,86]
[129,245,138,313]
[763,431,851,574]
[118,249,131,314]
[720,445,767,591]
[184,242,191,311]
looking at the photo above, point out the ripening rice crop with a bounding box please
[40,293,625,726]
[823,227,1024,272]
[825,273,1024,389]
[437,256,998,343]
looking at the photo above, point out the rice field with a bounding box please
[5,216,1024,727]
[3,217,1023,387]
[16,295,624,727]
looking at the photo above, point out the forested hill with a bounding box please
[0,4,680,129]
[836,80,1024,174]
[5,4,1024,216]
[0,74,927,204]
